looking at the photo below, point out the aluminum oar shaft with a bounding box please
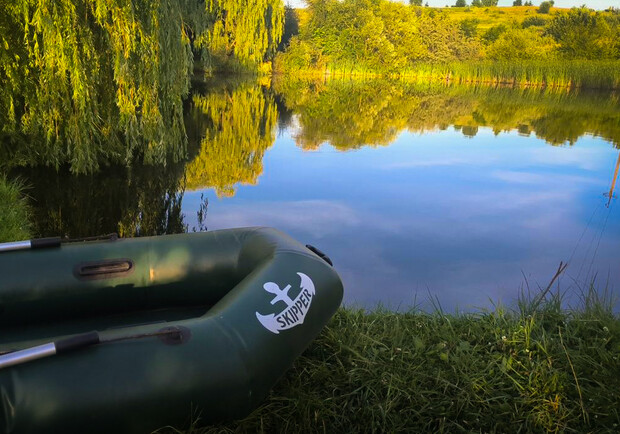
[0,332,100,370]
[0,237,61,253]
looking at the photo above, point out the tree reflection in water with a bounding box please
[3,77,620,239]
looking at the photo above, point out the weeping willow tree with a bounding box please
[184,83,278,197]
[0,0,284,173]
[200,0,284,72]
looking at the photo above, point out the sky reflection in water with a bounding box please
[184,124,620,311]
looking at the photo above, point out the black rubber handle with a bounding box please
[55,331,100,354]
[31,237,62,249]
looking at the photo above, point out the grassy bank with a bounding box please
[178,288,619,433]
[402,61,620,90]
[277,60,620,90]
[0,177,31,242]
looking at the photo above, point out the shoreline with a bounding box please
[190,298,620,433]
[273,60,620,91]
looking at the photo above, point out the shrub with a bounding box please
[538,0,554,14]
[459,18,479,37]
[522,16,547,27]
[486,28,555,60]
[482,24,508,44]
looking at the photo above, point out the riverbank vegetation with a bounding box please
[0,0,284,173]
[274,2,620,88]
[171,285,620,433]
[0,176,31,242]
[2,1,619,175]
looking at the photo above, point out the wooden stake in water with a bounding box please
[607,152,620,208]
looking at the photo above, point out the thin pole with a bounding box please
[0,328,185,370]
[608,152,620,208]
[0,237,61,254]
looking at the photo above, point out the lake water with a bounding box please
[10,78,620,311]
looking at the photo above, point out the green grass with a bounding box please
[170,284,620,433]
[0,176,31,242]
[403,60,620,90]
[284,60,620,90]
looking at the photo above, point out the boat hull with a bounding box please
[0,228,343,433]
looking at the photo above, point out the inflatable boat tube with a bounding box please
[0,227,343,433]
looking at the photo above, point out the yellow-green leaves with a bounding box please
[0,0,284,173]
[203,0,284,71]
[184,82,277,196]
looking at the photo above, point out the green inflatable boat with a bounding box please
[0,228,343,433]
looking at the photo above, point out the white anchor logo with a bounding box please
[256,273,316,334]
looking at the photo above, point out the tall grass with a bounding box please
[279,60,620,90]
[0,176,31,242]
[405,61,620,90]
[167,283,620,433]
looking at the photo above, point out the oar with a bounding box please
[0,328,186,370]
[0,233,119,254]
[0,331,100,369]
[0,237,62,253]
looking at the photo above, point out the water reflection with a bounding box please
[184,81,278,197]
[12,164,186,238]
[3,77,620,310]
[196,129,619,310]
[273,77,620,150]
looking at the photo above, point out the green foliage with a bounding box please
[273,37,328,73]
[415,60,620,89]
[545,8,620,60]
[275,0,481,74]
[537,0,554,14]
[418,14,482,62]
[455,0,467,7]
[410,0,423,5]
[202,0,284,69]
[0,0,197,173]
[471,0,482,6]
[273,76,620,151]
[460,18,480,37]
[184,83,277,196]
[0,0,284,174]
[0,176,31,242]
[513,0,522,5]
[522,16,548,27]
[486,28,555,60]
[482,24,508,43]
[276,1,619,81]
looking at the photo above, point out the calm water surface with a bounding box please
[13,79,620,311]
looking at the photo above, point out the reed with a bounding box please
[0,176,31,242]
[404,61,620,90]
[276,60,620,90]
